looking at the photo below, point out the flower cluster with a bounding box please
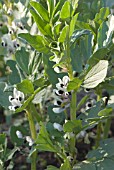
[1,34,20,57]
[53,76,71,113]
[9,88,24,111]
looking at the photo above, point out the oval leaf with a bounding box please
[83,60,108,88]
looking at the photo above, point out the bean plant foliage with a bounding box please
[1,0,114,169]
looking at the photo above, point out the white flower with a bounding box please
[9,88,24,111]
[1,34,11,47]
[7,8,13,16]
[108,95,114,104]
[25,136,34,146]
[53,123,63,132]
[56,76,70,90]
[85,99,96,110]
[53,76,71,113]
[52,107,65,113]
[76,131,86,139]
[54,98,63,106]
[16,130,23,139]
[84,88,91,93]
[12,39,20,48]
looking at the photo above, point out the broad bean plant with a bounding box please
[1,0,114,170]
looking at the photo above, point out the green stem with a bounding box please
[66,25,77,164]
[30,103,42,123]
[26,105,37,170]
[69,90,77,163]
[70,90,77,120]
[103,118,111,139]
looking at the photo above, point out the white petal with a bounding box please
[13,88,19,98]
[53,123,63,132]
[9,106,16,111]
[58,78,62,84]
[54,99,63,106]
[16,130,23,139]
[56,83,62,90]
[53,107,65,113]
[76,131,86,139]
[62,76,70,86]
[17,91,24,102]
[10,98,22,106]
[26,136,34,146]
[9,95,14,102]
[13,88,24,102]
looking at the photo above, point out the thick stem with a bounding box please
[66,25,77,164]
[103,118,111,139]
[69,90,77,164]
[70,90,77,120]
[26,106,37,170]
[30,103,42,123]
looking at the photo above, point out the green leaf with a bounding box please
[96,158,114,170]
[47,0,56,18]
[5,147,19,161]
[69,13,79,37]
[30,9,52,37]
[29,52,42,76]
[30,9,47,35]
[46,122,64,142]
[35,122,57,152]
[58,25,69,42]
[98,108,112,116]
[87,138,114,160]
[60,159,72,170]
[88,48,109,66]
[18,33,49,53]
[43,54,66,86]
[83,60,108,88]
[46,165,59,170]
[67,78,82,91]
[74,158,114,170]
[80,34,93,60]
[97,21,108,48]
[30,1,49,22]
[95,7,110,25]
[53,22,61,36]
[60,1,72,20]
[77,101,101,126]
[34,77,50,88]
[10,125,28,146]
[47,106,65,124]
[77,95,89,111]
[63,120,82,134]
[0,83,12,109]
[71,29,91,45]
[73,161,96,170]
[70,46,83,72]
[17,79,34,94]
[0,44,7,56]
[6,60,21,85]
[75,21,95,35]
[15,47,30,75]
[0,134,6,145]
